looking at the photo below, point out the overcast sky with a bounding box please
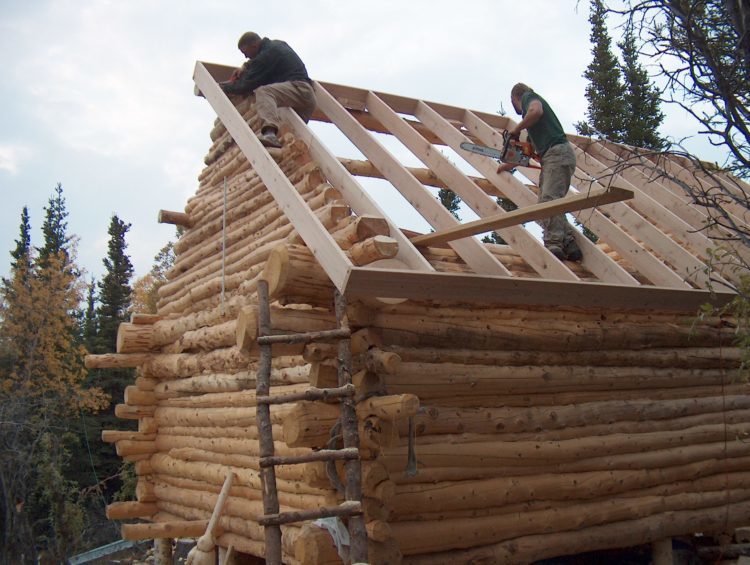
[0,0,726,284]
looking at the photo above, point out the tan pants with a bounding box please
[254,80,316,131]
[538,142,578,248]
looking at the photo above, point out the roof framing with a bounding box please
[193,61,739,311]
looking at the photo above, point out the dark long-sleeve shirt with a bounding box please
[222,37,311,95]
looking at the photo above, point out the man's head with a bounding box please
[238,31,262,59]
[510,83,533,115]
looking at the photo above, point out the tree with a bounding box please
[579,0,628,141]
[85,216,135,503]
[131,238,176,315]
[0,197,107,563]
[10,206,31,274]
[618,24,666,149]
[95,216,133,354]
[38,183,71,269]
[81,279,97,352]
[608,0,749,175]
[438,189,461,220]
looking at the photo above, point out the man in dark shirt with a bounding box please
[499,83,583,262]
[221,32,316,149]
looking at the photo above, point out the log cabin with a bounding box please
[86,61,750,564]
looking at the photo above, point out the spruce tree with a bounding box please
[82,278,97,351]
[38,183,71,269]
[10,206,31,273]
[438,189,461,220]
[619,25,666,150]
[88,215,135,499]
[580,0,628,141]
[95,216,133,353]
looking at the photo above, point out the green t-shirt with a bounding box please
[521,92,568,156]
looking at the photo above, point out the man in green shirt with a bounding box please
[499,83,583,262]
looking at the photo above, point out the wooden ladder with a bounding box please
[255,280,369,565]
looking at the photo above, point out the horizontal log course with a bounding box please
[390,455,750,517]
[401,501,750,564]
[384,362,733,398]
[114,404,155,420]
[155,365,309,398]
[143,346,251,379]
[379,421,750,470]
[236,303,351,353]
[154,401,292,428]
[121,519,209,541]
[158,209,192,228]
[375,316,734,352]
[394,484,750,556]
[101,430,156,443]
[151,453,332,502]
[400,395,750,437]
[154,433,309,458]
[387,344,742,369]
[106,501,157,520]
[293,520,403,565]
[116,440,157,457]
[85,353,152,369]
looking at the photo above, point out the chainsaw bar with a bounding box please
[459,141,504,161]
[460,140,540,169]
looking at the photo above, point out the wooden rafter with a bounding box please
[313,82,509,276]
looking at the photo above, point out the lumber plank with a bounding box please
[410,187,634,247]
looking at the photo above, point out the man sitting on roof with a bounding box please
[220,32,316,149]
[499,83,583,262]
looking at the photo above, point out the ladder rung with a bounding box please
[258,500,362,527]
[257,328,351,346]
[256,384,355,405]
[260,447,359,468]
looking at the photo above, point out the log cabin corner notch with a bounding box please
[87,60,750,565]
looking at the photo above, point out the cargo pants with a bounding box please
[254,80,316,132]
[538,142,578,249]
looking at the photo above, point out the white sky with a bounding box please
[0,0,728,283]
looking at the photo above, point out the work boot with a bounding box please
[546,244,566,261]
[564,239,583,262]
[259,130,283,149]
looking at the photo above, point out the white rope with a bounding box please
[221,176,227,315]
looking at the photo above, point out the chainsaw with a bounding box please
[460,130,541,169]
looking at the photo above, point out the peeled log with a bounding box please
[357,394,419,421]
[85,353,151,369]
[401,501,750,564]
[121,520,208,541]
[236,304,337,353]
[263,244,336,306]
[117,323,156,354]
[349,235,399,266]
[106,501,157,520]
[331,215,390,249]
[158,209,192,227]
[283,401,341,448]
[124,386,156,406]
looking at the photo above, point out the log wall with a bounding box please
[91,95,750,564]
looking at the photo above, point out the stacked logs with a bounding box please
[89,97,407,564]
[88,93,750,564]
